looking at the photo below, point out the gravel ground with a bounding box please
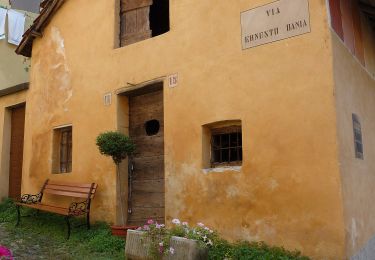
[0,223,72,260]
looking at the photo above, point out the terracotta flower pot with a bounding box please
[111,225,139,238]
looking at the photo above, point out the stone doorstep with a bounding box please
[125,230,208,260]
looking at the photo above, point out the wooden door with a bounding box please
[8,104,26,198]
[128,89,164,225]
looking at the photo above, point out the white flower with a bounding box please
[159,242,164,247]
[169,247,175,254]
[207,240,213,246]
[160,224,165,228]
[203,235,207,241]
[172,218,181,225]
[204,227,210,231]
[197,222,205,227]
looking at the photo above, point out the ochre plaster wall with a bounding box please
[0,90,27,200]
[23,0,345,258]
[332,32,375,258]
[0,0,36,90]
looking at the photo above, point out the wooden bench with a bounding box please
[15,179,98,239]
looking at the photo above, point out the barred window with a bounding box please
[352,114,364,160]
[211,126,242,167]
[59,127,72,173]
[53,126,72,173]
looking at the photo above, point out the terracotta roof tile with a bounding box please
[15,0,65,57]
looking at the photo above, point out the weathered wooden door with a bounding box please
[8,104,26,198]
[128,89,164,225]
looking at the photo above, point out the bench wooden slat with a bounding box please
[15,202,69,215]
[45,184,96,194]
[44,188,95,199]
[47,181,97,189]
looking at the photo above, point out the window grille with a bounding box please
[59,126,72,173]
[211,126,242,167]
[352,113,364,160]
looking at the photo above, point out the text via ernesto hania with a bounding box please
[241,0,311,49]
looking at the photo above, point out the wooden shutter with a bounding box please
[329,0,344,40]
[120,0,153,46]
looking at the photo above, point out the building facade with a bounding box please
[0,0,374,259]
[0,0,37,204]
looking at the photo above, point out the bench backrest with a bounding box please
[41,180,97,200]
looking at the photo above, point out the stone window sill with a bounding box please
[202,166,242,174]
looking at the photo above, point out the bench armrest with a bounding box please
[68,200,89,216]
[19,193,42,204]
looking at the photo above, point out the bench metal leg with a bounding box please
[16,205,20,227]
[86,213,90,230]
[65,216,71,239]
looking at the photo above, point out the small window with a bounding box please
[120,0,169,47]
[352,114,364,160]
[211,126,242,167]
[52,126,72,173]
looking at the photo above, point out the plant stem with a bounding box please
[116,163,125,226]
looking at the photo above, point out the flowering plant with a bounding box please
[169,220,217,248]
[137,219,174,259]
[138,218,217,259]
[0,246,13,260]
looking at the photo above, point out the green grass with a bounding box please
[0,198,125,259]
[208,239,311,260]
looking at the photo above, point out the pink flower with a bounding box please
[0,246,13,260]
[172,218,181,225]
[143,225,150,230]
[147,219,154,225]
[182,221,189,226]
[159,242,164,253]
[197,222,205,227]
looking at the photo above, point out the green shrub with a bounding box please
[96,131,135,164]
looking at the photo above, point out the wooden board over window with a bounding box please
[120,0,153,46]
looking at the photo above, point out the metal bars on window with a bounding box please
[352,113,364,160]
[211,126,242,167]
[60,126,72,173]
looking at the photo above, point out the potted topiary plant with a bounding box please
[96,131,136,237]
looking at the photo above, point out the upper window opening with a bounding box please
[120,0,170,47]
